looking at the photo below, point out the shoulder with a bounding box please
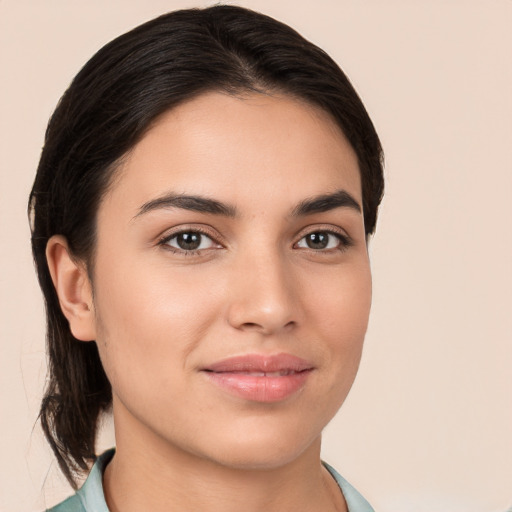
[323,461,375,512]
[45,449,114,512]
[46,494,85,512]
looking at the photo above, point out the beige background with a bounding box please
[1,1,511,511]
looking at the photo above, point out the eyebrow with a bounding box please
[291,189,362,216]
[133,188,361,220]
[134,193,238,219]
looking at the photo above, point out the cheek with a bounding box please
[304,259,372,385]
[307,258,372,338]
[90,254,221,395]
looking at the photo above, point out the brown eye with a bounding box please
[306,232,328,249]
[296,231,346,250]
[164,231,217,252]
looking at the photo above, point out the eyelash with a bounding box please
[294,229,353,252]
[158,227,221,256]
[157,227,353,256]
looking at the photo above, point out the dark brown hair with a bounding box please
[29,5,384,487]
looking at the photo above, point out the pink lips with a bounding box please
[202,353,313,403]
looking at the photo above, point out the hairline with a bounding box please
[83,86,365,278]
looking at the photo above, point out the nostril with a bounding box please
[240,322,262,330]
[238,320,296,333]
[227,290,299,334]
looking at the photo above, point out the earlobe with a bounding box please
[46,235,96,342]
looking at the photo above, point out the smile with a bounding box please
[202,353,314,403]
[222,370,300,376]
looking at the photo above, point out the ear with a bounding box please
[46,235,96,341]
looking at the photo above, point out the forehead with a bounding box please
[100,91,362,218]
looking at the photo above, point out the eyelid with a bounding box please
[157,224,225,250]
[293,225,353,250]
[294,224,351,241]
[155,223,353,255]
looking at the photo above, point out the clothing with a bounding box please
[47,449,374,512]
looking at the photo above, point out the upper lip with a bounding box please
[203,353,314,374]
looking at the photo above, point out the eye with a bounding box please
[161,231,219,253]
[295,231,348,251]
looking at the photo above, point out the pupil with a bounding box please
[177,232,201,250]
[307,232,328,249]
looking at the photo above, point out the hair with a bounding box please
[29,5,384,487]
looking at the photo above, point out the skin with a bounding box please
[47,92,372,512]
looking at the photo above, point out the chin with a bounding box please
[205,442,315,471]
[188,416,323,471]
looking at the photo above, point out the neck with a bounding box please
[103,404,346,512]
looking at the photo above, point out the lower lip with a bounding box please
[203,370,312,403]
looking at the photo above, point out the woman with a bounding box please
[30,5,384,511]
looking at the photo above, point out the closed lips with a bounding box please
[212,370,305,376]
[202,353,314,402]
[203,353,314,374]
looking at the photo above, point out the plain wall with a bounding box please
[1,1,510,511]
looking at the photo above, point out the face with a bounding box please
[88,92,372,469]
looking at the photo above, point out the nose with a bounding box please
[226,250,300,335]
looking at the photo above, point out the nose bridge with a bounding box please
[227,244,298,334]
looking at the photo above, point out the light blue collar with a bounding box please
[55,449,374,512]
[323,461,375,512]
[75,449,112,512]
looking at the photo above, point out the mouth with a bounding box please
[201,353,314,403]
